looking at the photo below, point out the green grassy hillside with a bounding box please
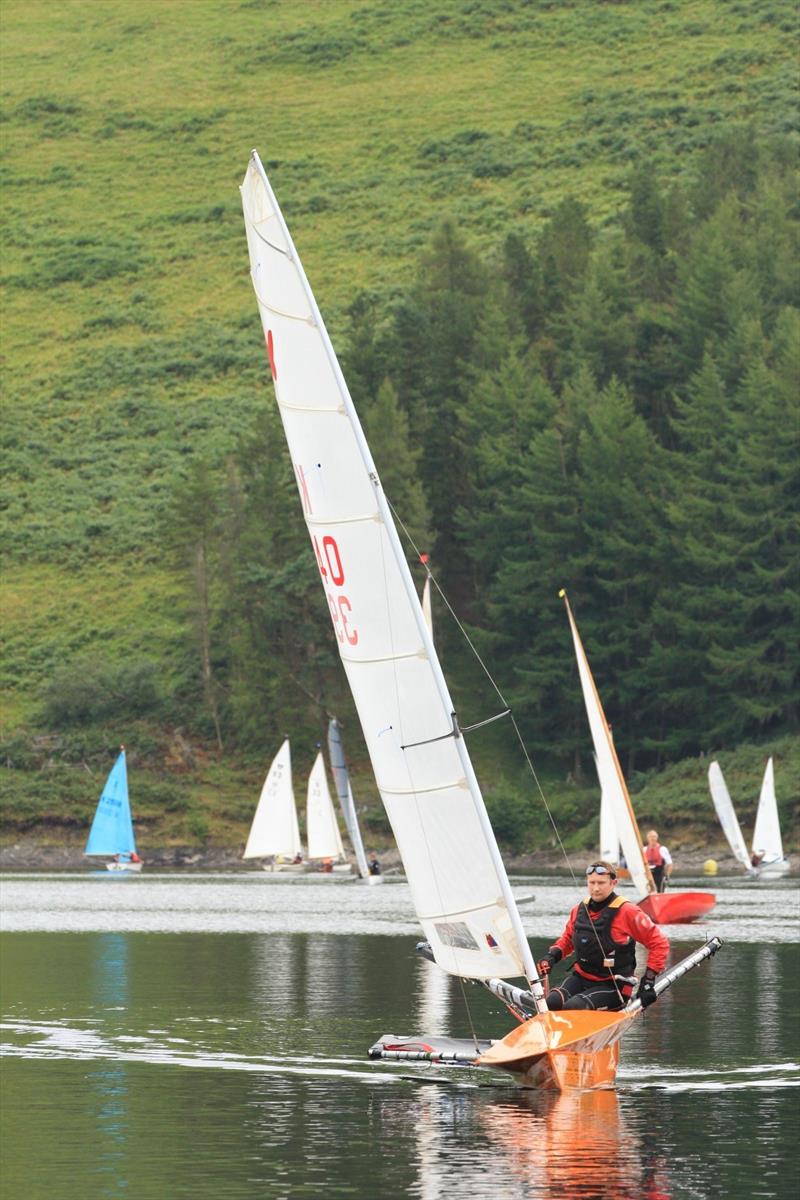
[1,0,797,846]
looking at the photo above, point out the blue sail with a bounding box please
[85,750,137,857]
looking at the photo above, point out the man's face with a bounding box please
[587,871,615,901]
[646,832,658,845]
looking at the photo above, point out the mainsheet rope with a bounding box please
[386,497,627,1009]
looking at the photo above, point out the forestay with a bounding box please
[561,593,654,898]
[85,749,137,857]
[241,151,536,984]
[752,757,783,863]
[327,718,370,879]
[243,739,302,860]
[306,751,346,861]
[707,761,753,872]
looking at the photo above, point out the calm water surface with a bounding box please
[1,873,798,1199]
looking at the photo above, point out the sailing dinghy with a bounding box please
[306,749,351,873]
[751,758,789,877]
[327,717,381,883]
[709,758,789,878]
[240,150,721,1089]
[85,747,143,872]
[562,592,715,924]
[243,739,304,871]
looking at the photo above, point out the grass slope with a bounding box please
[1,0,797,842]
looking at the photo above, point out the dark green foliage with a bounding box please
[41,655,162,726]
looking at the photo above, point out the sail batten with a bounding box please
[242,151,540,991]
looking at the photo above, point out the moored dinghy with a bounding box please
[240,150,722,1090]
[561,591,715,925]
[85,747,143,872]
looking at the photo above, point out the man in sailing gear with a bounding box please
[636,967,658,1008]
[644,830,673,893]
[542,861,669,1011]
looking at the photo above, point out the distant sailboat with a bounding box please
[243,739,304,870]
[327,717,382,883]
[85,747,143,872]
[752,758,789,877]
[709,757,789,879]
[707,761,756,875]
[306,750,351,873]
[561,591,715,924]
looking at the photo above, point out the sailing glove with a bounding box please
[636,968,658,1008]
[537,948,563,975]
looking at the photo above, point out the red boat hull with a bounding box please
[638,891,716,924]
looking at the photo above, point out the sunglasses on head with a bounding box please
[585,864,616,877]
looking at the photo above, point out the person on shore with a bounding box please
[368,855,381,876]
[537,861,669,1011]
[644,830,673,893]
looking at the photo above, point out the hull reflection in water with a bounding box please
[479,1089,670,1200]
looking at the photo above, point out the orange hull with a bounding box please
[477,1008,637,1091]
[638,891,716,924]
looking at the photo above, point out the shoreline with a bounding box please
[1,841,787,876]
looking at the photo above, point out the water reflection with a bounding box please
[89,934,130,1198]
[479,1090,670,1200]
[415,958,450,1033]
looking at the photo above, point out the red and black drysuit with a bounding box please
[543,893,669,1011]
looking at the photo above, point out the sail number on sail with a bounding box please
[312,531,358,647]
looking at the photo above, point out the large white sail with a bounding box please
[707,761,753,872]
[306,751,346,861]
[241,152,538,985]
[561,593,654,898]
[751,757,784,865]
[243,739,302,860]
[327,718,371,879]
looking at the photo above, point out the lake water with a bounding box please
[1,873,798,1199]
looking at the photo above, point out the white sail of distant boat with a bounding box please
[562,591,715,924]
[327,717,377,882]
[243,739,303,864]
[85,747,143,872]
[241,151,539,989]
[306,750,347,868]
[562,593,654,900]
[597,757,622,866]
[751,757,789,876]
[240,150,723,1090]
[707,761,754,874]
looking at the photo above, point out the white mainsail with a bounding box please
[327,717,371,879]
[243,739,302,860]
[306,750,346,862]
[751,757,785,866]
[561,592,654,898]
[241,151,538,987]
[598,765,622,865]
[707,761,753,872]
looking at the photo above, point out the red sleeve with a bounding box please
[613,903,670,973]
[551,903,580,959]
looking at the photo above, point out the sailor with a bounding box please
[643,830,673,892]
[537,861,669,1011]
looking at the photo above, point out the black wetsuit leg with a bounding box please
[547,972,625,1012]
